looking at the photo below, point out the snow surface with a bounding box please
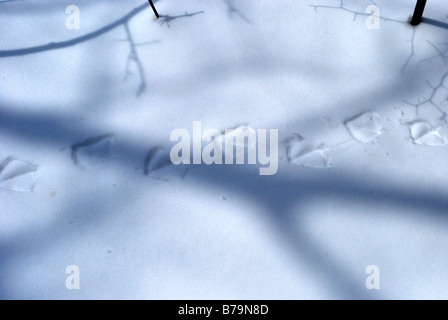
[1,0,448,299]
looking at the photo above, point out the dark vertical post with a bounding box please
[148,0,160,19]
[410,0,427,26]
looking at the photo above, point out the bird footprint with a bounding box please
[71,134,114,168]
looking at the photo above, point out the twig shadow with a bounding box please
[222,0,253,25]
[158,11,204,28]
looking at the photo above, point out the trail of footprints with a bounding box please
[2,111,447,192]
[286,111,383,168]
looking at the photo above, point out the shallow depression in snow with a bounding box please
[285,134,330,168]
[410,121,448,147]
[0,157,38,192]
[344,111,383,143]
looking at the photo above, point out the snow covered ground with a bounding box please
[1,0,448,299]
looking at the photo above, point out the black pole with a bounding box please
[410,0,427,26]
[148,0,160,19]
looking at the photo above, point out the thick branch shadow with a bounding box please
[422,17,448,30]
[185,164,448,299]
[0,107,157,169]
[0,1,155,57]
[0,188,132,300]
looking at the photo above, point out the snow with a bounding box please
[1,0,448,299]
